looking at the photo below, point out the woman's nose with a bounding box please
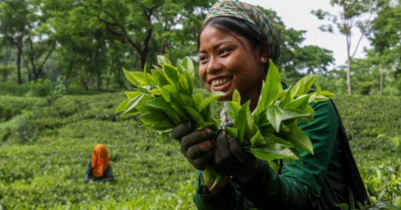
[206,57,223,74]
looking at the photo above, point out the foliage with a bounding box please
[25,79,52,97]
[220,60,333,180]
[257,6,335,79]
[0,90,400,208]
[0,82,30,96]
[116,56,222,135]
[312,0,377,95]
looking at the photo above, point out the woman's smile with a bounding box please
[209,75,233,92]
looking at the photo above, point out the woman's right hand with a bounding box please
[172,122,216,170]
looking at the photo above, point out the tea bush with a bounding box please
[0,92,400,209]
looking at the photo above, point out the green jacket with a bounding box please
[84,159,114,183]
[193,100,349,210]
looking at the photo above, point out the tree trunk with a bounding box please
[2,67,7,82]
[65,61,74,90]
[17,44,22,84]
[347,57,352,95]
[380,69,383,95]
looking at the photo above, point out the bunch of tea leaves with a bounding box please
[206,59,334,184]
[115,55,223,139]
[203,59,334,188]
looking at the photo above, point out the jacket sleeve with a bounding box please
[231,100,339,210]
[193,171,239,210]
[84,160,92,183]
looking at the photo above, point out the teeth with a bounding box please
[211,77,230,86]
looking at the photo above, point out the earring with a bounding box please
[260,56,267,63]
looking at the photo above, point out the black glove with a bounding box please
[213,130,264,178]
[172,121,216,170]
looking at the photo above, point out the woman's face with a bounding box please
[198,25,265,104]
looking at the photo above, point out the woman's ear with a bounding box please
[258,42,269,64]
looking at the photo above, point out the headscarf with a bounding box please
[91,144,109,178]
[204,0,281,63]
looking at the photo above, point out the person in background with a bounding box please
[172,0,368,209]
[84,144,114,183]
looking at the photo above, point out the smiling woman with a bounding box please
[170,0,368,210]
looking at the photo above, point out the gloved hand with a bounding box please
[172,121,216,170]
[212,128,264,178]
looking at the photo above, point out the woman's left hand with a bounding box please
[212,130,264,182]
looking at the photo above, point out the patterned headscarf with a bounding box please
[91,144,109,178]
[205,0,280,63]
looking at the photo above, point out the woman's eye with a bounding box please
[199,56,208,62]
[219,49,231,55]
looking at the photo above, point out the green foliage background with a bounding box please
[0,84,400,209]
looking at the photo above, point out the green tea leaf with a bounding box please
[178,74,189,94]
[268,160,280,174]
[284,93,312,110]
[150,89,162,95]
[143,63,150,85]
[192,93,203,108]
[266,105,283,133]
[237,101,250,143]
[184,106,204,127]
[181,56,195,79]
[123,68,140,86]
[314,95,330,102]
[319,91,334,98]
[115,98,129,113]
[315,83,322,93]
[199,91,225,112]
[260,59,280,108]
[250,130,263,146]
[250,144,299,161]
[281,107,312,121]
[233,89,241,104]
[226,126,239,138]
[198,121,217,130]
[132,71,146,84]
[151,120,174,131]
[308,92,317,103]
[125,91,141,100]
[185,72,194,94]
[146,97,171,110]
[245,108,257,141]
[204,166,220,187]
[291,79,305,98]
[278,126,314,154]
[151,69,169,87]
[302,75,316,94]
[160,85,177,102]
[140,112,167,125]
[157,55,171,65]
[124,93,145,114]
[261,133,294,148]
[171,93,195,109]
[163,64,179,85]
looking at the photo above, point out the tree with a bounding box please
[312,0,376,95]
[368,0,401,95]
[0,0,32,84]
[257,7,335,80]
[96,0,214,70]
[43,0,110,91]
[23,1,57,82]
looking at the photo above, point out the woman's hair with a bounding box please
[197,16,270,72]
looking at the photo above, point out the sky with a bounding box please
[242,0,371,68]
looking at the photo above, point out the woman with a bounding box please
[84,144,114,183]
[172,1,368,209]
